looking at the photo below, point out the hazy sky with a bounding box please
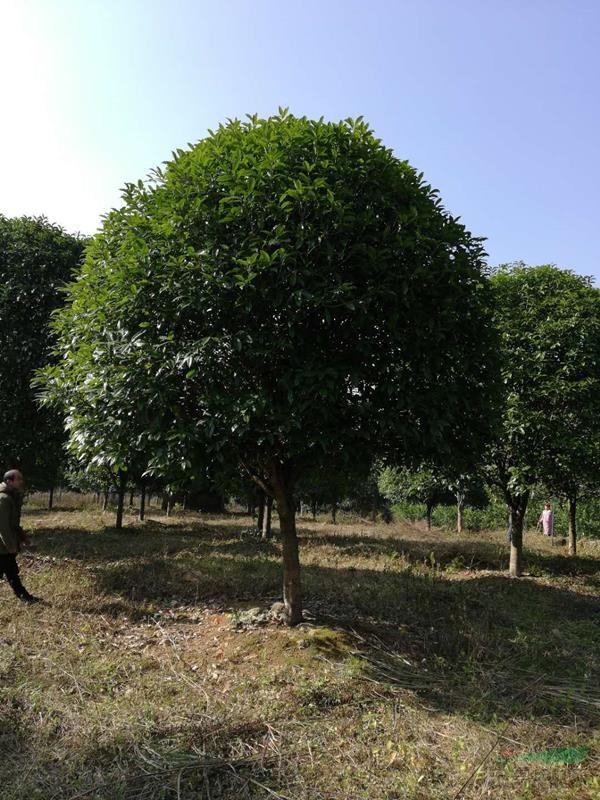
[1,0,598,279]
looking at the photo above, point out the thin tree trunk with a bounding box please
[262,495,273,539]
[139,482,146,521]
[508,497,528,577]
[129,488,134,507]
[102,489,109,511]
[426,502,433,530]
[568,494,577,556]
[166,494,173,517]
[257,492,265,533]
[271,464,302,625]
[456,494,464,533]
[115,471,126,530]
[48,486,54,511]
[311,499,317,521]
[331,499,338,524]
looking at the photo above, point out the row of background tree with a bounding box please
[64,457,600,549]
[3,215,597,555]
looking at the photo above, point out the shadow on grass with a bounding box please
[29,517,279,562]
[0,714,285,800]
[299,526,600,578]
[299,528,508,571]
[24,517,600,727]
[82,554,600,726]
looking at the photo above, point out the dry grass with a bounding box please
[0,501,599,799]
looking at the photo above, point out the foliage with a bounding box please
[397,490,600,539]
[64,461,115,495]
[297,459,376,516]
[379,466,454,509]
[488,263,600,499]
[340,464,390,518]
[42,112,496,481]
[0,215,85,486]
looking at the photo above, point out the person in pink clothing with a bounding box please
[537,502,554,536]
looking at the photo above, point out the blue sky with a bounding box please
[1,0,598,279]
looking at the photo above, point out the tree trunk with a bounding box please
[48,486,54,511]
[508,498,528,577]
[102,489,109,512]
[568,494,577,556]
[426,502,433,530]
[311,499,317,521]
[139,482,146,521]
[331,499,338,524]
[456,493,464,533]
[271,464,302,625]
[166,494,173,517]
[115,471,126,530]
[262,495,273,539]
[256,492,266,533]
[129,488,134,507]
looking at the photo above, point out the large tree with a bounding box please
[41,112,497,623]
[0,215,85,489]
[487,264,600,572]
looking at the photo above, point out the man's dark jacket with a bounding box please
[0,482,23,554]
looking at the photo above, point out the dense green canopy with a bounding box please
[0,215,85,485]
[41,112,497,621]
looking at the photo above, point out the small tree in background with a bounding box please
[378,466,454,529]
[445,472,489,533]
[297,459,374,523]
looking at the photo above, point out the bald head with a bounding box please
[4,470,24,490]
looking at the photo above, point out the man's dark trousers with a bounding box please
[0,553,30,598]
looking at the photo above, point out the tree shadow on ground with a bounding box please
[74,546,600,728]
[301,526,600,578]
[28,512,600,576]
[28,519,279,563]
[525,547,600,577]
[0,713,284,800]
[299,527,508,570]
[23,518,600,728]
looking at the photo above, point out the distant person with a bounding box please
[0,470,39,603]
[537,501,554,537]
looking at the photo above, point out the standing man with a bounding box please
[0,470,39,603]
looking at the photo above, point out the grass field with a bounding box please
[1,501,599,799]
